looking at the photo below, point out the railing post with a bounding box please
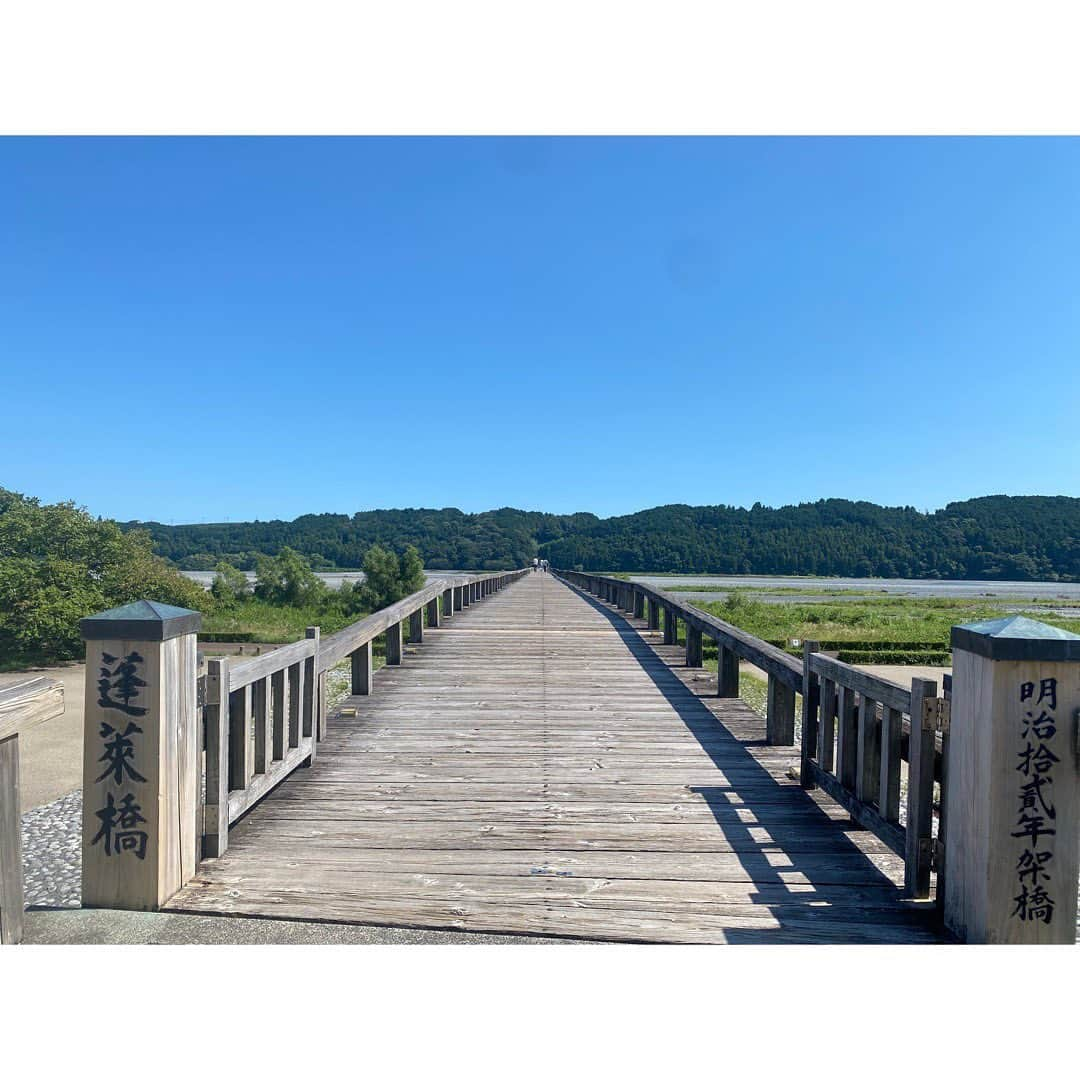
[80,600,201,910]
[443,587,454,618]
[663,606,676,645]
[800,641,820,789]
[717,645,739,697]
[351,641,373,695]
[633,590,645,619]
[686,625,703,667]
[766,675,797,746]
[943,618,1080,942]
[386,621,403,665]
[648,597,660,631]
[426,596,441,628]
[408,608,423,644]
[204,657,229,857]
[0,737,22,944]
[904,677,936,898]
[304,626,322,752]
[453,585,463,611]
[462,584,471,607]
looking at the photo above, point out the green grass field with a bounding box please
[693,592,1080,643]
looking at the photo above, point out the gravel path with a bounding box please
[21,789,82,908]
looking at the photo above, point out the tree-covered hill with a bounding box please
[126,508,600,572]
[123,495,1080,581]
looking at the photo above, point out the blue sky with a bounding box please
[2,137,1078,524]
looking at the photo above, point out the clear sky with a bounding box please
[2,136,1078,524]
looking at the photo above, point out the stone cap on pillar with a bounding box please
[951,614,1080,662]
[80,599,202,642]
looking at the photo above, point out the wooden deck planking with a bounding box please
[167,573,940,943]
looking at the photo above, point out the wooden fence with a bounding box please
[0,676,65,944]
[200,570,528,858]
[555,570,950,900]
[799,646,947,899]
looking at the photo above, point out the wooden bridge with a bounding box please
[3,566,1076,945]
[164,572,940,943]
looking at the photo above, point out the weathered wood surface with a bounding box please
[0,675,64,742]
[168,574,940,943]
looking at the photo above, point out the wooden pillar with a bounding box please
[0,736,21,944]
[0,678,64,944]
[204,657,229,858]
[663,607,676,645]
[800,641,821,789]
[442,587,454,618]
[80,601,201,911]
[351,641,373,695]
[453,585,463,611]
[766,675,797,746]
[462,584,471,607]
[686,625,703,667]
[386,621,403,665]
[648,598,660,631]
[717,646,739,697]
[943,617,1080,942]
[409,608,423,643]
[426,597,440,628]
[633,591,645,619]
[303,627,320,760]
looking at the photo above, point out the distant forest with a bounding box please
[122,496,1080,582]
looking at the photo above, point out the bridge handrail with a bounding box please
[200,568,529,858]
[318,571,520,672]
[555,571,802,688]
[798,642,945,896]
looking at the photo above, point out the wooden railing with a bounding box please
[799,646,947,899]
[0,675,65,944]
[199,569,527,857]
[555,571,804,745]
[554,570,950,901]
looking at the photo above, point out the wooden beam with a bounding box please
[685,625,703,668]
[766,675,796,746]
[0,677,64,742]
[386,622,403,665]
[717,646,739,698]
[351,642,373,695]
[904,677,936,899]
[204,658,230,857]
[0,735,23,944]
[799,641,820,790]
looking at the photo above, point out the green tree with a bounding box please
[358,544,403,610]
[253,546,325,606]
[0,489,209,664]
[399,544,425,595]
[210,561,250,606]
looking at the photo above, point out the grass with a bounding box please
[676,592,1080,660]
[201,598,356,643]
